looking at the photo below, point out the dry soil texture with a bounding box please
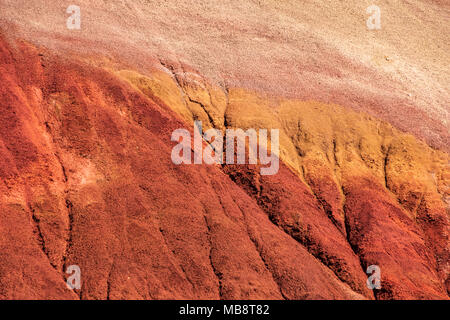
[0,0,448,299]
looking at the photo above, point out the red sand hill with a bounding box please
[0,0,449,300]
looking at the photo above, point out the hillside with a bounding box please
[0,0,448,299]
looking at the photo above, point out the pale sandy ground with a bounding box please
[0,0,448,150]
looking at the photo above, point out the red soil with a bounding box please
[0,36,360,299]
[0,34,448,300]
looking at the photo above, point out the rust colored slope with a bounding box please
[122,58,449,299]
[344,177,447,299]
[223,162,448,300]
[0,35,366,299]
[1,0,448,151]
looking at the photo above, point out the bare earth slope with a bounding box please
[0,0,449,299]
[1,0,449,150]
